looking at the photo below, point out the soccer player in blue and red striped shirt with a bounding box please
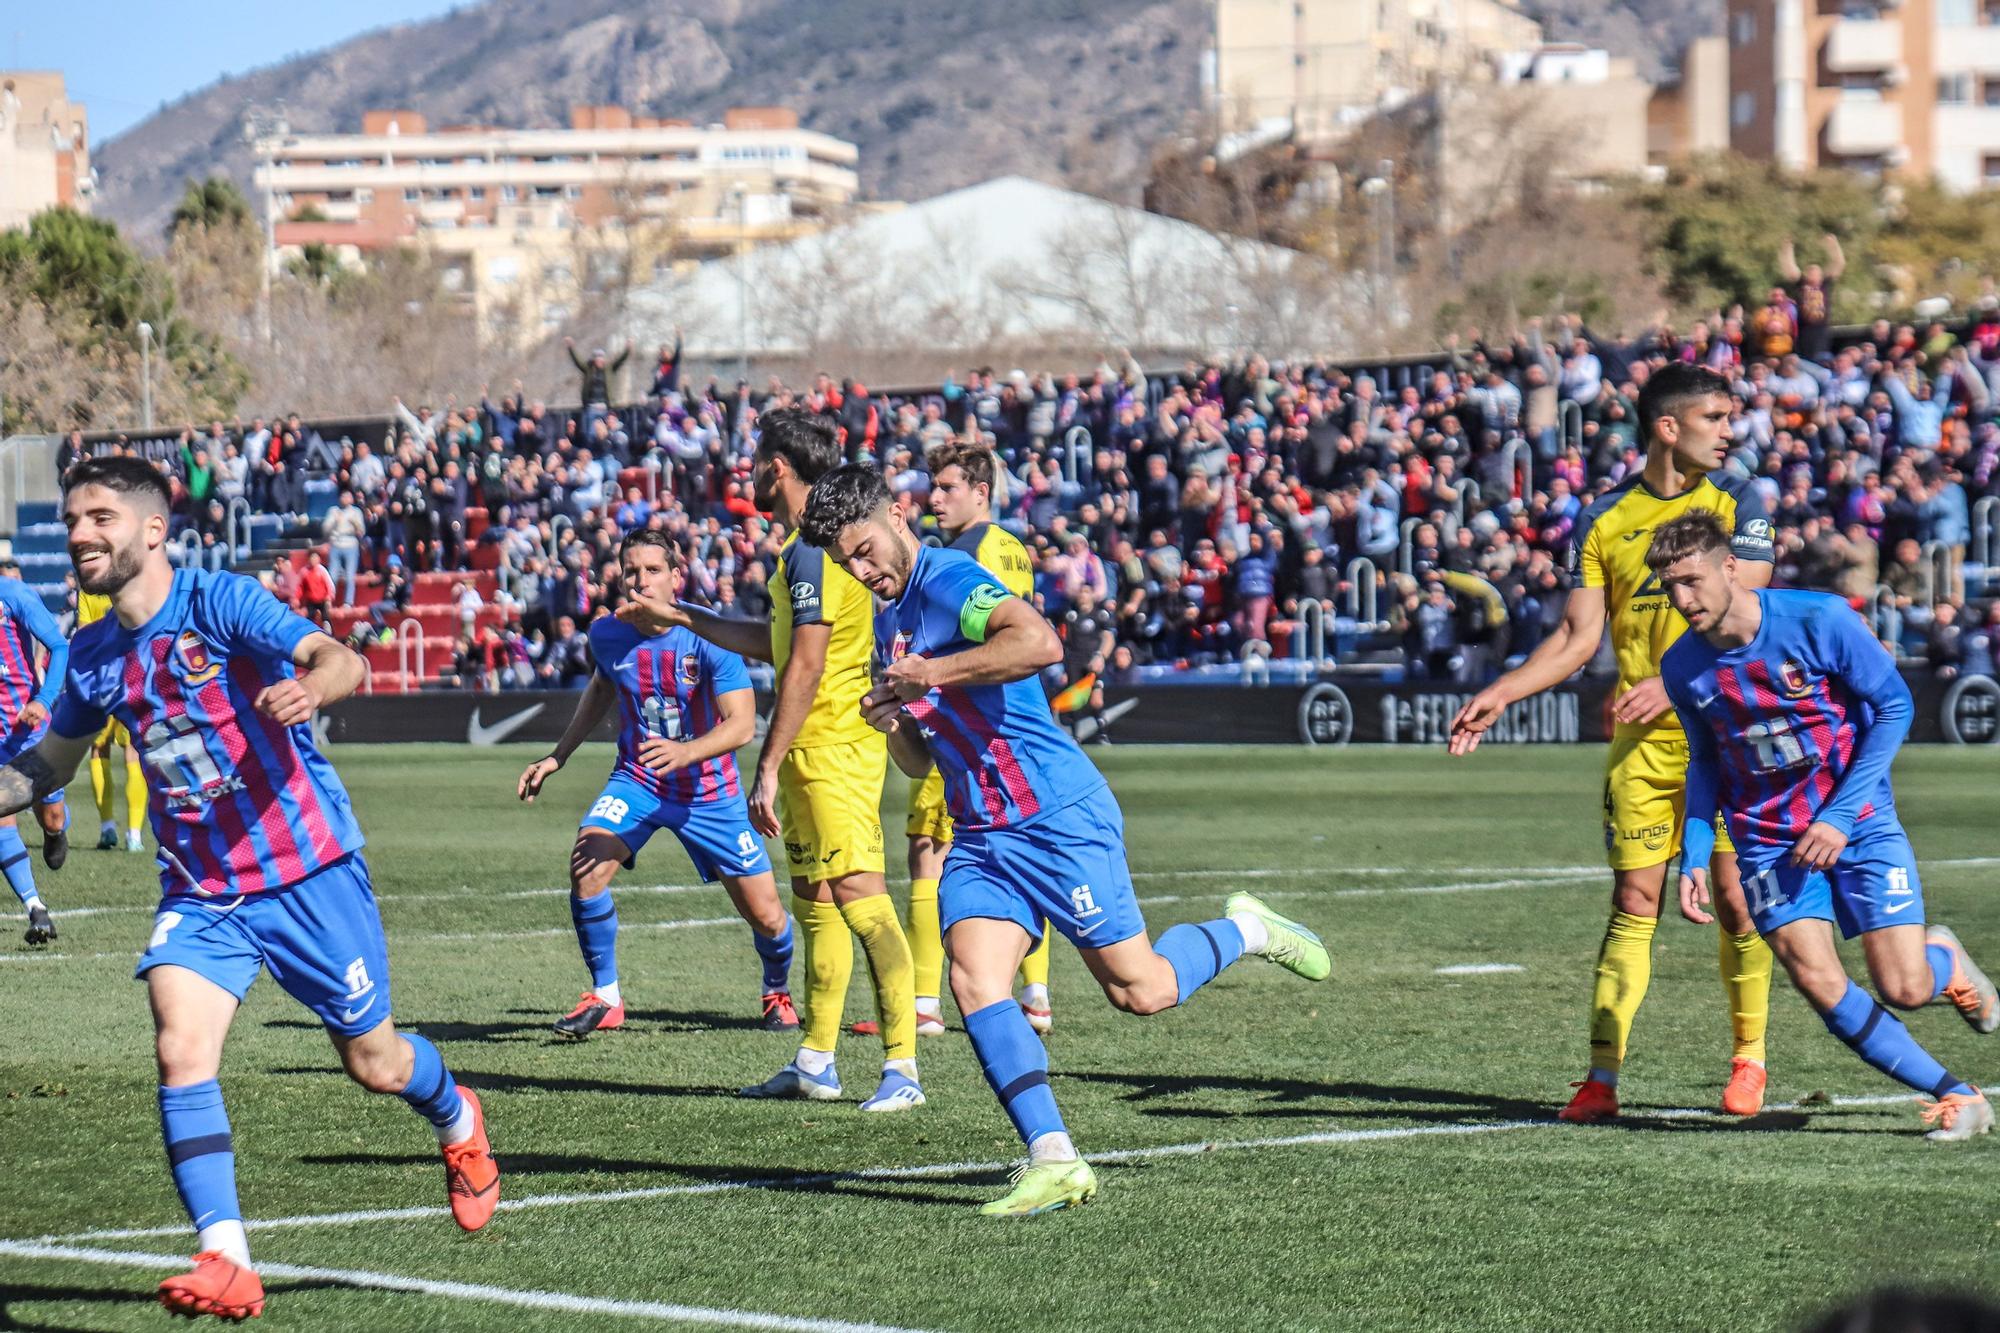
[802,464,1332,1216]
[1653,510,1998,1142]
[0,458,501,1319]
[517,529,795,1037]
[0,558,71,942]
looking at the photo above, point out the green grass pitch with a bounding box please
[1,743,1996,1331]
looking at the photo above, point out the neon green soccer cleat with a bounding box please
[979,1159,1099,1217]
[1224,892,1331,981]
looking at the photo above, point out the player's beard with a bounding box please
[72,536,145,595]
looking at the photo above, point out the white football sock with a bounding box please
[1028,1131,1079,1164]
[794,1046,836,1076]
[1227,910,1270,954]
[592,981,621,1008]
[22,894,43,913]
[883,1057,918,1080]
[196,1219,251,1268]
[915,996,943,1018]
[434,1096,478,1146]
[1021,983,1050,1009]
[1587,1066,1620,1089]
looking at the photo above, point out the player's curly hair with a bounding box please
[800,464,890,549]
[1636,362,1733,443]
[1643,509,1730,571]
[756,406,841,484]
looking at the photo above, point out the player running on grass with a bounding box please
[801,464,1330,1216]
[1650,511,1997,1141]
[620,408,921,1112]
[517,528,798,1038]
[1449,362,1780,1122]
[0,558,72,942]
[0,458,500,1320]
[77,587,151,854]
[909,443,1055,1036]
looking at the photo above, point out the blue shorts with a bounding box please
[1740,820,1925,940]
[941,785,1145,949]
[135,854,393,1037]
[580,774,772,883]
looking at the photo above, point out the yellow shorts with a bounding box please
[1603,734,1735,871]
[906,768,953,842]
[777,737,887,881]
[96,719,132,750]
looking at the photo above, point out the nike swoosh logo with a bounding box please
[1883,900,1917,914]
[468,704,546,746]
[340,993,378,1024]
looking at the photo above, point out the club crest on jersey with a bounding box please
[680,652,701,686]
[889,630,912,663]
[1777,659,1812,698]
[172,631,223,686]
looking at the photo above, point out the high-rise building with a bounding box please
[0,72,91,232]
[1728,0,2000,189]
[254,105,860,332]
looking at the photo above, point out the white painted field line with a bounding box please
[1436,964,1525,975]
[43,1118,1554,1245]
[0,1239,937,1333]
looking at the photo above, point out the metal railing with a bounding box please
[1454,478,1482,530]
[1502,436,1532,501]
[1918,540,1952,607]
[1062,425,1091,484]
[1973,496,1999,568]
[1239,640,1272,685]
[1559,398,1583,454]
[223,498,253,563]
[1295,597,1328,663]
[1344,558,1379,627]
[1871,583,1903,652]
[1398,517,1424,576]
[396,618,428,685]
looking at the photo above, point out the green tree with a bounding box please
[168,176,253,238]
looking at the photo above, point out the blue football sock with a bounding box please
[1927,944,1955,1002]
[1822,981,1970,1098]
[1155,919,1247,1006]
[570,891,619,989]
[397,1033,466,1131]
[158,1080,241,1231]
[0,825,36,906]
[753,916,794,994]
[964,999,1068,1150]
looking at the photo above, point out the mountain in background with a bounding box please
[93,0,1720,243]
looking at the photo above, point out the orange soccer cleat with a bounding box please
[1558,1078,1620,1124]
[761,991,800,1031]
[157,1251,265,1321]
[442,1088,500,1231]
[1721,1059,1767,1116]
[1928,926,1999,1034]
[553,991,624,1039]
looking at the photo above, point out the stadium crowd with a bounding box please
[55,260,2000,691]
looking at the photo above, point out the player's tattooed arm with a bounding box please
[0,734,89,820]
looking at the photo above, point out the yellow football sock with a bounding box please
[906,877,944,998]
[125,758,146,834]
[90,753,113,826]
[1017,922,1051,991]
[840,892,917,1063]
[795,893,853,1055]
[1719,926,1773,1064]
[1588,911,1658,1075]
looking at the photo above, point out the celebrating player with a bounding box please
[800,464,1330,1215]
[910,443,1053,1036]
[76,585,149,853]
[1449,363,1780,1122]
[0,558,70,942]
[621,409,921,1112]
[0,458,500,1320]
[1651,511,1996,1140]
[517,529,797,1037]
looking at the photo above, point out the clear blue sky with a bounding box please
[5,1,464,143]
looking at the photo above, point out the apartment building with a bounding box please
[0,72,91,232]
[1729,0,2000,188]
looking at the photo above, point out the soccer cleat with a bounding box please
[40,820,67,872]
[979,1158,1099,1217]
[1720,1059,1766,1115]
[96,821,118,851]
[1920,1087,1994,1143]
[23,904,55,946]
[1224,892,1330,981]
[761,991,800,1031]
[739,1061,843,1101]
[1558,1078,1620,1124]
[127,828,146,853]
[916,1006,947,1038]
[157,1250,265,1321]
[859,1068,926,1113]
[1928,925,1999,1035]
[553,992,625,1039]
[1024,1002,1053,1036]
[850,1019,880,1036]
[441,1088,500,1230]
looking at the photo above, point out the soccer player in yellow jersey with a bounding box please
[907,444,1056,1036]
[622,408,921,1111]
[1450,363,1779,1122]
[76,589,147,852]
